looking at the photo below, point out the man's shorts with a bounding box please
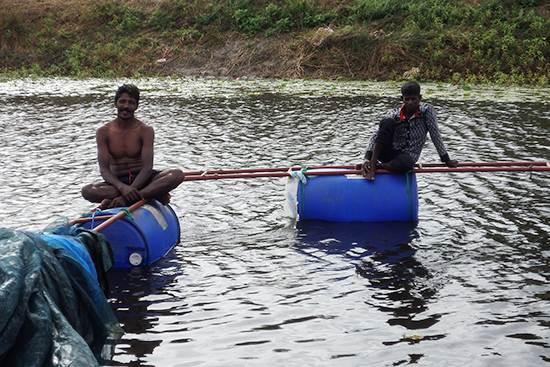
[116,170,161,186]
[369,117,415,173]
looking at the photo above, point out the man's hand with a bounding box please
[445,159,458,168]
[117,184,143,204]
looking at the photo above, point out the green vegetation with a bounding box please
[1,0,550,84]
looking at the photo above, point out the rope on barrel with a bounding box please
[405,171,413,220]
[300,167,309,216]
[79,207,135,230]
[289,166,309,184]
[288,166,309,218]
[120,208,134,221]
[91,209,98,228]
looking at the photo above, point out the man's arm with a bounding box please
[424,105,458,167]
[97,126,125,191]
[128,125,154,190]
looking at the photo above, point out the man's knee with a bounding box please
[157,168,185,187]
[81,183,94,199]
[389,154,414,173]
[81,182,114,202]
[379,117,397,130]
[171,169,185,185]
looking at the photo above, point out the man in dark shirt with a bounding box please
[361,81,458,180]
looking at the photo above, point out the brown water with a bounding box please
[0,78,549,366]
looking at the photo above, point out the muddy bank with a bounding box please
[133,29,418,81]
[3,0,550,84]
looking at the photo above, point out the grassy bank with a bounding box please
[1,0,550,84]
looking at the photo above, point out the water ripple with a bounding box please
[0,78,549,366]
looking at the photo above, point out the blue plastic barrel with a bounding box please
[77,200,180,268]
[295,170,418,222]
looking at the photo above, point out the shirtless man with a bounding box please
[360,81,458,180]
[81,84,184,209]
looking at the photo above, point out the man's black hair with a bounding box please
[401,81,421,96]
[115,84,140,103]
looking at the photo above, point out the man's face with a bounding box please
[115,92,138,120]
[401,94,421,115]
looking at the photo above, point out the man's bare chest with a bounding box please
[108,131,143,158]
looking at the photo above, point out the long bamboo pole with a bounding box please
[182,165,355,176]
[183,161,550,178]
[182,162,550,181]
[416,161,550,168]
[412,166,550,173]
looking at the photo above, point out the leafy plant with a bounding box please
[88,1,144,32]
[0,12,28,48]
[2,0,550,84]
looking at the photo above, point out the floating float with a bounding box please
[57,161,550,269]
[72,199,180,268]
[182,161,550,223]
[287,169,418,222]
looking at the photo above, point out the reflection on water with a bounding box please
[108,264,179,367]
[0,78,549,366]
[296,220,419,255]
[297,220,445,348]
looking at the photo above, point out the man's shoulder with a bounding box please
[138,121,154,131]
[386,106,401,117]
[138,122,154,139]
[98,119,119,130]
[96,122,112,137]
[419,102,435,112]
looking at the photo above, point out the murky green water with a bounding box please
[1,78,549,366]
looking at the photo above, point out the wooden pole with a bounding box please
[182,165,355,176]
[182,161,550,179]
[91,199,148,232]
[182,162,550,181]
[72,215,115,224]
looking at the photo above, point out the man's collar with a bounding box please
[400,104,419,121]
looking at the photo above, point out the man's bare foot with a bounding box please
[367,162,393,180]
[365,170,376,180]
[155,193,171,206]
[361,160,377,180]
[100,199,112,210]
[108,196,128,208]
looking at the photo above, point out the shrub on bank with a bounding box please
[0,0,549,84]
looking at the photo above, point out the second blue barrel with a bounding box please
[77,200,180,268]
[294,170,418,222]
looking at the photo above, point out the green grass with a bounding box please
[1,0,550,84]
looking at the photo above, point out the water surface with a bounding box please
[0,78,549,366]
